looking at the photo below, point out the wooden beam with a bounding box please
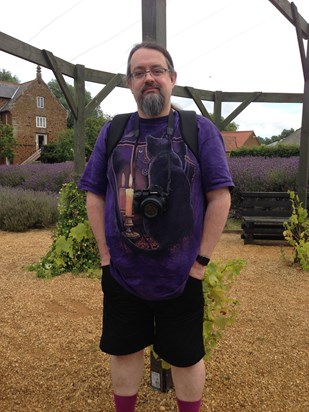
[185,86,211,119]
[0,31,75,76]
[172,85,303,104]
[85,73,123,117]
[291,3,309,81]
[0,31,303,104]
[142,0,166,46]
[43,50,78,120]
[220,92,262,130]
[268,0,309,39]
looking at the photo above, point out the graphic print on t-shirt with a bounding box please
[111,132,195,254]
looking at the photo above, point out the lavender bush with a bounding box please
[0,186,59,231]
[228,156,299,215]
[0,157,301,230]
[0,162,75,192]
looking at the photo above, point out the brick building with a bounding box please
[221,130,260,155]
[0,67,67,164]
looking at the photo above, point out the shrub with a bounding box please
[0,121,16,163]
[41,130,74,163]
[283,191,309,271]
[155,257,246,369]
[0,166,25,187]
[230,144,299,158]
[30,182,100,277]
[41,117,109,163]
[228,156,299,215]
[202,258,245,359]
[0,162,75,192]
[0,186,58,231]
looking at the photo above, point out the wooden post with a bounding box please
[73,64,86,177]
[142,0,166,47]
[291,3,309,207]
[296,78,309,208]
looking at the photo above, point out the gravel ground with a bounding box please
[0,229,308,412]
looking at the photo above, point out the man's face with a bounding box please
[128,48,177,118]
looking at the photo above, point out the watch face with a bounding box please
[196,255,210,266]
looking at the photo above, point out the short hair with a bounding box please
[126,41,175,78]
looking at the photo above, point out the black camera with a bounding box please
[133,185,169,219]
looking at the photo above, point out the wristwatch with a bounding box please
[196,254,210,266]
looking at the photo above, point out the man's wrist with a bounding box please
[196,254,210,266]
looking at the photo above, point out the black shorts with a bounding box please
[100,265,205,367]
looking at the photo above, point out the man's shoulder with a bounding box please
[106,112,137,158]
[196,114,222,136]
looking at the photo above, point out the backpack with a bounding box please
[106,110,198,159]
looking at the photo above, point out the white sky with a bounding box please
[1,0,308,138]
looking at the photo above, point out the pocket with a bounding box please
[188,273,203,282]
[101,265,110,292]
[184,276,204,306]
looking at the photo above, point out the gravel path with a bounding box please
[0,230,308,412]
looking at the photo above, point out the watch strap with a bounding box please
[196,254,210,266]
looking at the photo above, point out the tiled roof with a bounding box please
[221,130,256,151]
[0,82,19,99]
[0,81,33,112]
[280,128,301,145]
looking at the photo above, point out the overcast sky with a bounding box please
[1,0,308,138]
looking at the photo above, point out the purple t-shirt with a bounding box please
[78,111,234,300]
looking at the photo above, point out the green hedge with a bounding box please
[230,144,299,158]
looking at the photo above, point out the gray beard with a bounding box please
[139,92,165,116]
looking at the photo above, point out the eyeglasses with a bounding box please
[129,67,171,80]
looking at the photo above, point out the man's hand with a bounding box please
[189,260,206,280]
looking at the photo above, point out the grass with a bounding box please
[225,218,242,232]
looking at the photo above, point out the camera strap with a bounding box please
[165,110,174,195]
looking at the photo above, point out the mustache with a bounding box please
[141,84,161,93]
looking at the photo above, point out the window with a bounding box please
[37,96,44,108]
[36,116,46,128]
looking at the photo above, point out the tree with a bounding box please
[257,128,295,145]
[85,115,111,157]
[208,114,238,131]
[223,120,238,132]
[41,116,110,163]
[0,122,16,163]
[48,79,103,128]
[0,69,20,83]
[280,128,295,139]
[41,129,74,163]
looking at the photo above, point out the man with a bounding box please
[78,41,234,412]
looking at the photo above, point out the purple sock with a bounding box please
[177,398,202,412]
[113,393,137,412]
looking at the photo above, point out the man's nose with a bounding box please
[144,70,155,79]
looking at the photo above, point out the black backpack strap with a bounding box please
[106,112,133,158]
[107,110,198,160]
[177,110,198,160]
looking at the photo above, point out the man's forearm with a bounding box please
[189,187,231,280]
[86,192,110,265]
[199,187,231,258]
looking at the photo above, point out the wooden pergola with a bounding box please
[0,0,308,203]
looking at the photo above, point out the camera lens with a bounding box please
[141,198,161,219]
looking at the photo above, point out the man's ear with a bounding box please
[127,77,132,90]
[171,71,177,87]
